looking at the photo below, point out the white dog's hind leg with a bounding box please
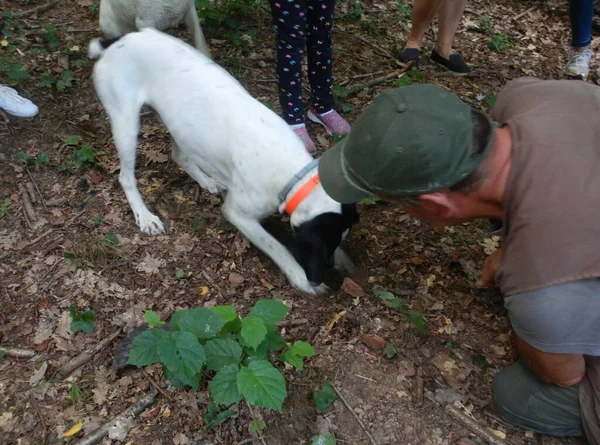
[222,196,327,296]
[171,141,225,194]
[334,247,355,274]
[110,113,165,234]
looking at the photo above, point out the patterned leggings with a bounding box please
[269,0,336,125]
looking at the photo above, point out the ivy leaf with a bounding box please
[313,381,337,413]
[171,307,225,339]
[250,299,289,324]
[237,360,287,411]
[279,350,304,370]
[291,341,316,357]
[70,309,95,333]
[204,337,243,371]
[128,328,171,367]
[240,316,267,350]
[144,310,165,327]
[209,364,242,405]
[158,331,206,389]
[311,434,337,445]
[213,305,242,334]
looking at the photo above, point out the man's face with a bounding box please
[384,192,475,226]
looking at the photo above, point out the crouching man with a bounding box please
[318,78,600,441]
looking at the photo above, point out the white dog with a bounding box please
[88,29,357,295]
[98,0,210,57]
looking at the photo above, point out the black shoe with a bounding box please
[430,50,470,75]
[397,47,420,67]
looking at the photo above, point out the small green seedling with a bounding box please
[69,306,95,334]
[373,285,426,333]
[175,269,186,279]
[313,380,337,413]
[204,401,236,432]
[101,232,119,245]
[144,310,166,327]
[311,434,337,445]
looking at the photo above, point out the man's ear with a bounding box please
[418,192,457,219]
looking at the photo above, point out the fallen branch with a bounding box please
[0,346,37,358]
[413,366,424,407]
[347,62,415,95]
[444,404,507,445]
[72,388,158,445]
[512,5,536,21]
[141,369,173,402]
[19,229,54,251]
[56,329,122,379]
[354,34,396,61]
[277,318,309,327]
[13,0,61,19]
[26,168,49,213]
[19,183,37,223]
[331,383,379,445]
[25,182,37,204]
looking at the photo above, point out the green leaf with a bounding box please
[0,350,5,360]
[237,360,287,411]
[204,337,243,371]
[406,309,426,333]
[128,328,171,367]
[279,350,304,370]
[314,381,336,413]
[65,135,82,146]
[158,331,206,390]
[204,401,236,432]
[382,342,397,359]
[264,324,287,351]
[213,305,242,334]
[311,434,336,445]
[90,215,102,224]
[250,299,289,324]
[164,365,194,389]
[175,268,185,279]
[101,232,119,245]
[70,309,95,333]
[250,419,265,435]
[240,316,267,350]
[144,310,165,327]
[171,307,225,339]
[394,75,412,88]
[291,341,316,357]
[209,364,242,405]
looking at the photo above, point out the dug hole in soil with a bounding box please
[0,0,592,444]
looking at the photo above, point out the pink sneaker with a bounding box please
[292,125,317,154]
[307,109,351,136]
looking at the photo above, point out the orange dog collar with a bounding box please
[284,174,321,215]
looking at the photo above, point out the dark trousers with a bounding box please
[570,0,594,47]
[269,0,336,124]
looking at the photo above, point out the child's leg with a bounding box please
[269,0,308,125]
[306,0,335,115]
[570,0,594,49]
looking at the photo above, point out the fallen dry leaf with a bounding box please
[29,362,48,386]
[341,277,365,298]
[199,286,209,296]
[410,256,424,265]
[62,422,84,437]
[228,272,244,286]
[361,334,387,351]
[89,171,103,184]
[326,310,346,333]
[486,427,507,439]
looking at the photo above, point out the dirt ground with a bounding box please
[0,0,595,444]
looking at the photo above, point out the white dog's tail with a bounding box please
[88,36,121,60]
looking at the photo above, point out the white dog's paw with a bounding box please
[311,283,331,296]
[200,178,226,195]
[135,212,165,235]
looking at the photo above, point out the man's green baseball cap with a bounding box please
[319,84,495,204]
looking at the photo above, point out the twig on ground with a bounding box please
[26,168,49,213]
[142,369,173,402]
[0,346,37,358]
[201,270,225,297]
[347,62,415,95]
[22,258,64,294]
[353,33,396,61]
[66,29,96,33]
[244,401,268,445]
[444,404,508,445]
[19,183,37,223]
[414,366,424,407]
[30,394,47,439]
[25,182,37,204]
[512,5,536,21]
[72,388,158,445]
[19,229,54,251]
[13,0,61,18]
[46,197,68,207]
[331,383,379,445]
[237,439,260,445]
[56,329,122,379]
[351,70,386,80]
[277,318,309,327]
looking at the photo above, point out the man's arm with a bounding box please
[514,333,586,387]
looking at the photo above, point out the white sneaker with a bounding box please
[565,49,593,80]
[0,86,39,117]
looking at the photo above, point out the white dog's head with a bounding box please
[292,203,359,286]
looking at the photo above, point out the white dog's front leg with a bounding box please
[222,198,324,295]
[334,247,355,274]
[111,118,165,235]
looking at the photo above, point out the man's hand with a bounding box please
[476,247,503,288]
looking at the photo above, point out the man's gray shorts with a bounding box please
[493,360,583,437]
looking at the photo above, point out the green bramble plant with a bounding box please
[128,300,316,412]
